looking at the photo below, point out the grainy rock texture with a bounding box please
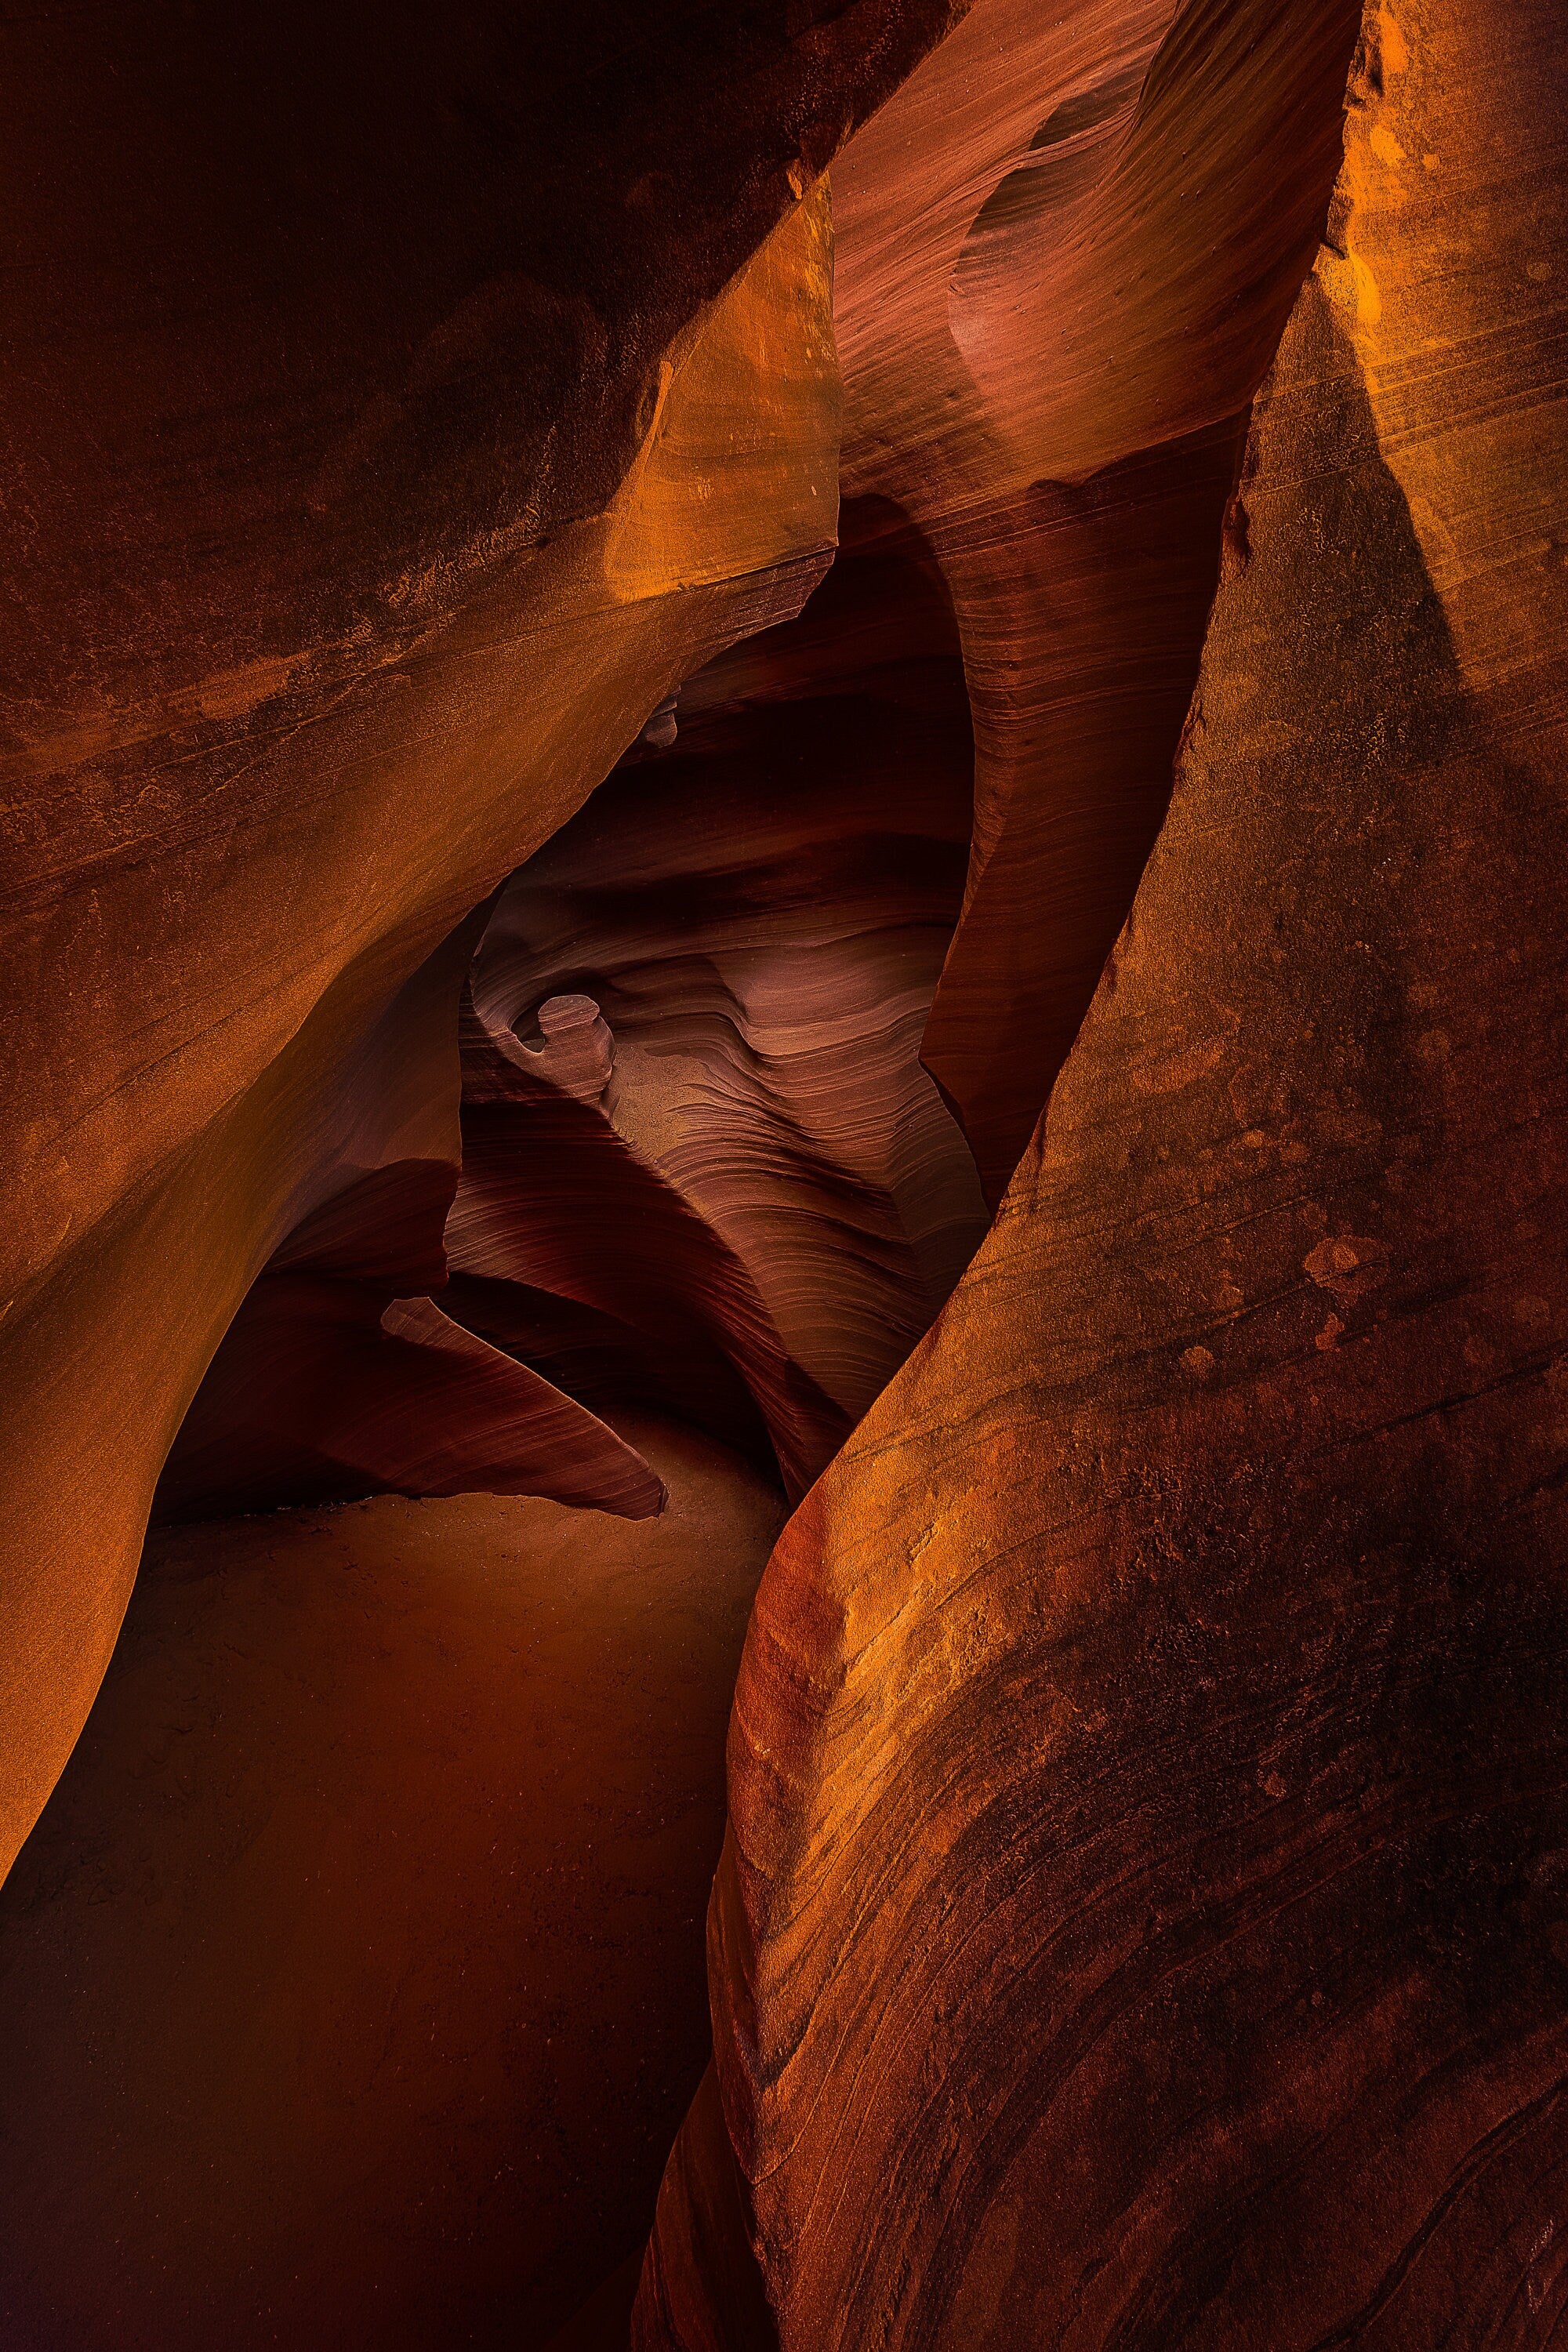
[637,1,1568,2342]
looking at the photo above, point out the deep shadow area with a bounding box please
[0,1417,780,2350]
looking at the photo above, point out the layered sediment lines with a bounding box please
[0,0,961,1874]
[155,919,664,1523]
[833,0,1364,1201]
[5,0,1568,2340]
[639,2,1568,2343]
[446,504,987,1501]
[0,1418,782,2352]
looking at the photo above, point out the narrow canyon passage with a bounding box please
[0,408,995,2352]
[0,495,992,2351]
[5,1,1566,2346]
[0,10,1366,2328]
[446,496,988,1497]
[151,495,987,1527]
[0,1418,781,2352]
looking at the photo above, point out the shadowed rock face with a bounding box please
[171,492,988,1526]
[637,1,1568,2342]
[154,912,669,1524]
[0,0,961,1878]
[445,500,987,1500]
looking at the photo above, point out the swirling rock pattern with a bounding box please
[834,0,1365,1202]
[446,501,988,1500]
[155,913,665,1523]
[638,0,1568,2342]
[3,0,1567,2343]
[0,0,958,1871]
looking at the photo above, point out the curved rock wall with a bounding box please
[833,0,1365,1202]
[0,0,959,1876]
[6,0,1568,2339]
[445,500,987,1500]
[637,1,1568,2341]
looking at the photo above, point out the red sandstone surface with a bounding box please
[637,4,1568,2343]
[445,499,986,1501]
[0,0,956,1883]
[3,0,1567,2343]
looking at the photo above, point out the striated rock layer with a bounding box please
[639,1,1568,2342]
[834,0,1365,1203]
[6,0,1568,2339]
[445,500,987,1501]
[0,0,962,1877]
[154,913,666,1523]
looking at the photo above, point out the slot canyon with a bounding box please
[2,1,1566,2346]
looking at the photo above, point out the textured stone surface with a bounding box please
[445,500,985,1501]
[834,0,1364,1203]
[154,914,666,1523]
[0,0,959,1874]
[6,0,1568,2339]
[638,2,1568,2341]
